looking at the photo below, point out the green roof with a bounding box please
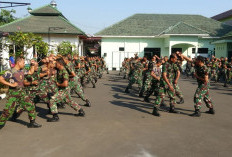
[30,5,62,16]
[0,5,86,36]
[161,22,209,35]
[95,14,232,37]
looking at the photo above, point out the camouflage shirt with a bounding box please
[161,61,179,83]
[195,65,209,85]
[57,68,69,89]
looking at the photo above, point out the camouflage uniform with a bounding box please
[0,69,37,126]
[211,61,218,81]
[65,62,87,102]
[49,68,82,114]
[126,60,143,92]
[154,61,178,110]
[194,65,213,110]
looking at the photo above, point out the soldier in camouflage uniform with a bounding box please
[152,54,180,117]
[144,59,162,102]
[85,57,96,88]
[47,58,85,122]
[125,56,144,93]
[179,54,215,117]
[0,57,41,129]
[211,58,219,82]
[63,55,91,107]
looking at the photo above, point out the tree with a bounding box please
[0,9,17,26]
[57,41,78,56]
[7,31,48,58]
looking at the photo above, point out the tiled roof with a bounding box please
[0,5,86,35]
[96,14,232,37]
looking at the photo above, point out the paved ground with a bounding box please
[0,71,232,157]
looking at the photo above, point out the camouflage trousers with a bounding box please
[154,82,176,108]
[194,83,213,110]
[85,72,96,86]
[140,72,152,95]
[173,83,183,99]
[145,80,160,98]
[69,76,86,101]
[211,69,218,81]
[26,89,50,103]
[50,87,82,114]
[0,89,36,125]
[127,73,143,90]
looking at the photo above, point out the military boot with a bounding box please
[84,99,91,107]
[177,98,184,104]
[0,124,5,130]
[27,120,42,128]
[205,108,215,115]
[75,108,85,117]
[10,111,21,122]
[169,105,180,114]
[47,114,59,122]
[190,109,201,117]
[125,87,130,93]
[152,107,160,117]
[144,96,150,102]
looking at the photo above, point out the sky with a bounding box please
[3,0,232,35]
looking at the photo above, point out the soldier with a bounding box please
[125,56,144,93]
[0,57,41,129]
[63,55,91,107]
[144,59,162,102]
[152,54,180,117]
[47,58,85,122]
[179,53,215,117]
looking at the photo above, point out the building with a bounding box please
[0,1,86,69]
[96,14,232,70]
[212,10,232,60]
[212,9,232,26]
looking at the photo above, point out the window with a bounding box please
[119,47,124,51]
[198,48,208,54]
[192,48,196,54]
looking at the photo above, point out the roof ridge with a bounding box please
[58,16,86,36]
[30,4,62,15]
[159,21,210,35]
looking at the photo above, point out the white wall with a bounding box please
[101,37,166,70]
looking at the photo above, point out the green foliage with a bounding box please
[8,32,48,58]
[57,41,78,56]
[57,41,72,56]
[0,9,17,26]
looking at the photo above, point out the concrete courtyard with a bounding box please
[0,71,232,157]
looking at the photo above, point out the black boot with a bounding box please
[169,106,180,114]
[139,91,143,97]
[0,124,5,130]
[205,108,215,115]
[152,107,160,117]
[10,111,21,122]
[84,99,91,107]
[27,120,42,128]
[93,84,96,88]
[125,87,130,93]
[123,75,126,79]
[190,109,201,117]
[47,114,59,122]
[144,96,150,102]
[75,108,85,117]
[177,98,184,104]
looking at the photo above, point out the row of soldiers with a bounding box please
[0,54,107,129]
[121,52,216,117]
[185,56,232,87]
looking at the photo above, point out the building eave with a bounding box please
[211,40,232,44]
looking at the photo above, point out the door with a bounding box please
[144,48,161,59]
[228,51,232,62]
[172,48,182,54]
